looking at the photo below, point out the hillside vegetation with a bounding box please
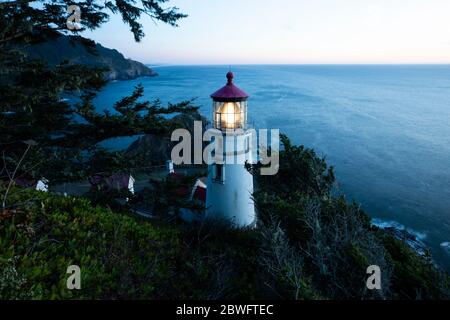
[1,135,448,300]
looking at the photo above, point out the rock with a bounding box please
[125,111,209,165]
[126,134,172,165]
[21,34,157,81]
[383,227,429,257]
[371,219,430,258]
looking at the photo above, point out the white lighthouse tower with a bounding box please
[205,72,256,227]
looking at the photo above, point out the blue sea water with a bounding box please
[94,65,450,269]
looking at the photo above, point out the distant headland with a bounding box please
[21,34,157,81]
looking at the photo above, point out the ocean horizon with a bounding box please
[94,64,450,269]
[145,63,450,68]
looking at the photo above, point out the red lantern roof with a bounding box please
[210,72,249,102]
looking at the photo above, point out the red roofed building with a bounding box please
[190,177,207,203]
[89,173,135,194]
[192,185,206,203]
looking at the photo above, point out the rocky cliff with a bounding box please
[23,35,157,81]
[126,112,209,165]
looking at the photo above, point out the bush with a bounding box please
[251,135,449,300]
[381,234,450,300]
[0,187,183,299]
[1,134,449,300]
[0,187,261,299]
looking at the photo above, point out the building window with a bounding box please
[214,164,224,183]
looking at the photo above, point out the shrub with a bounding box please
[251,134,449,300]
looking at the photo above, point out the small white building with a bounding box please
[166,160,175,174]
[35,178,49,192]
[15,177,49,192]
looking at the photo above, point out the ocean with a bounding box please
[94,65,450,269]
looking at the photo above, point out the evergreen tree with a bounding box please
[0,0,193,184]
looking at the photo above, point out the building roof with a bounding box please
[14,178,35,188]
[89,173,133,190]
[107,173,133,190]
[197,177,207,188]
[189,177,207,203]
[210,72,249,102]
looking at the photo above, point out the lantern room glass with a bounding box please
[213,101,247,130]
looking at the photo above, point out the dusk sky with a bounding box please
[84,0,450,65]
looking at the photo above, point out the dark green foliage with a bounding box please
[175,221,261,299]
[250,134,449,300]
[84,185,134,210]
[1,79,198,185]
[259,222,320,299]
[0,0,186,45]
[251,134,335,199]
[1,131,449,300]
[0,1,191,186]
[0,186,262,299]
[1,187,177,299]
[1,1,448,301]
[380,234,450,300]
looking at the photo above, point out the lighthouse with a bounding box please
[205,72,256,227]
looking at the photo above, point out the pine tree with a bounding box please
[0,1,194,183]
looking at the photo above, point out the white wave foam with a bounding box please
[371,218,427,240]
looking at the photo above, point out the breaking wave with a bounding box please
[371,218,427,241]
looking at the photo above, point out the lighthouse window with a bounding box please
[213,101,246,130]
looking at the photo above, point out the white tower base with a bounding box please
[205,131,256,227]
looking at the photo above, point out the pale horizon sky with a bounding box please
[84,0,450,65]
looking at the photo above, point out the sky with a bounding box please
[83,0,450,65]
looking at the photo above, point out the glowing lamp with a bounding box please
[210,72,249,130]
